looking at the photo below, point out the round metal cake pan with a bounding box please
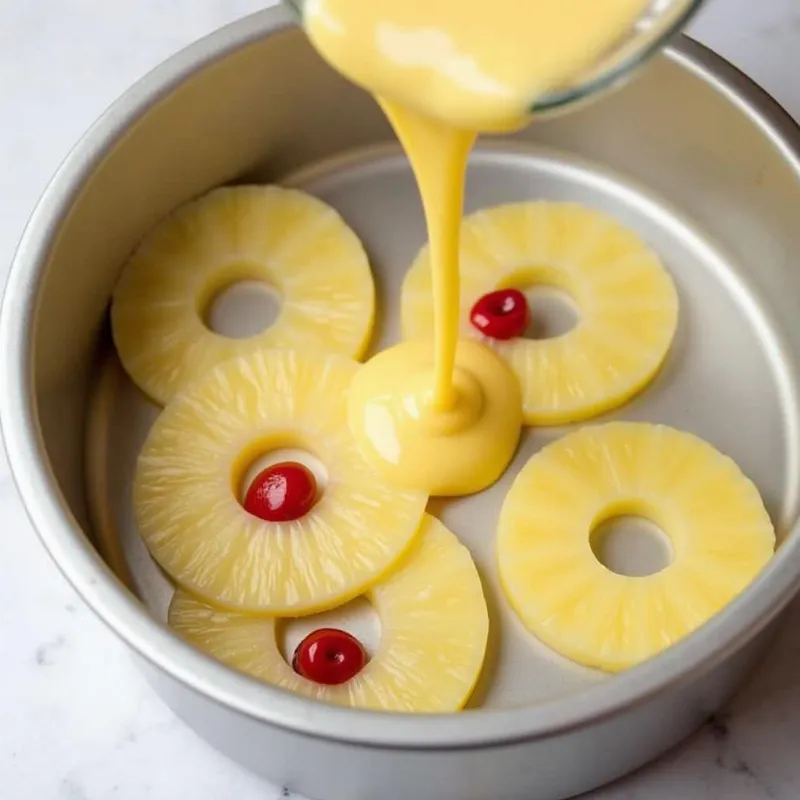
[4,7,800,800]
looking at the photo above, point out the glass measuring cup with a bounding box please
[284,0,707,119]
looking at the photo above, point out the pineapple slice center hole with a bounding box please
[205,280,282,339]
[239,448,329,505]
[521,286,579,340]
[277,596,382,665]
[590,515,673,577]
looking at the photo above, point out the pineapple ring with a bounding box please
[112,185,375,405]
[135,349,427,615]
[168,514,489,712]
[402,202,679,425]
[497,422,775,672]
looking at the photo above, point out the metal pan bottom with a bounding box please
[85,141,800,711]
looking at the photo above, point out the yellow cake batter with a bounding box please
[305,0,648,494]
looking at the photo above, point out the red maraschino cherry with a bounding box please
[470,288,529,340]
[292,628,367,685]
[243,461,317,522]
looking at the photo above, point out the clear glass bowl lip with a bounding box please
[531,0,709,113]
[286,0,709,118]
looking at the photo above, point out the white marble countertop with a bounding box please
[2,1,800,798]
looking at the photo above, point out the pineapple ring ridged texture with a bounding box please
[401,202,679,425]
[168,514,489,712]
[497,422,775,672]
[135,349,427,615]
[112,185,375,405]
